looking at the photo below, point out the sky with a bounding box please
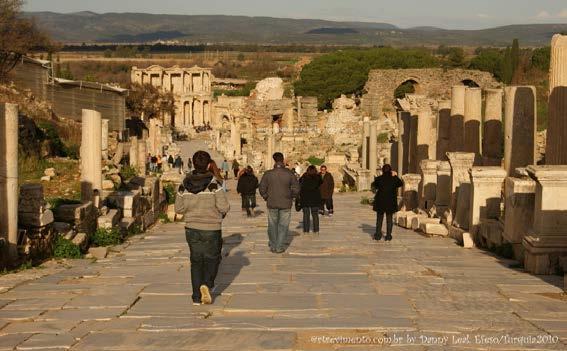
[24,0,567,29]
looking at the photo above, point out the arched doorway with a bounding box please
[394,79,420,99]
[462,79,480,88]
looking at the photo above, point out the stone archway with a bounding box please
[394,79,420,99]
[462,79,480,88]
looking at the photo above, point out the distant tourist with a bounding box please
[232,159,240,178]
[175,150,230,305]
[168,154,174,167]
[174,155,184,173]
[299,165,322,234]
[237,166,259,217]
[372,164,403,241]
[187,157,193,172]
[150,155,158,172]
[294,162,302,177]
[319,165,335,217]
[221,159,230,179]
[259,152,300,253]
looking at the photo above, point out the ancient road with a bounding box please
[0,188,566,350]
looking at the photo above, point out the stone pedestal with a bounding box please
[0,103,19,260]
[357,169,372,192]
[419,160,440,211]
[436,100,451,160]
[369,121,378,176]
[447,152,476,222]
[503,176,535,260]
[137,140,147,176]
[80,109,103,204]
[504,86,536,176]
[129,136,139,169]
[362,117,370,170]
[435,161,451,217]
[416,108,437,168]
[469,167,506,240]
[101,119,109,160]
[546,35,567,165]
[523,165,567,274]
[401,174,421,211]
[464,87,482,165]
[449,85,466,152]
[482,89,503,166]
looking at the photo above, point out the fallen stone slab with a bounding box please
[411,215,440,231]
[88,246,109,259]
[72,232,88,251]
[463,232,475,248]
[420,223,448,236]
[97,209,121,229]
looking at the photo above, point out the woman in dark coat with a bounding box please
[372,164,403,241]
[299,165,323,234]
[236,166,259,217]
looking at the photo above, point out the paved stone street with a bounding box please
[1,188,566,350]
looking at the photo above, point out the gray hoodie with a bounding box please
[174,171,230,231]
[259,162,300,209]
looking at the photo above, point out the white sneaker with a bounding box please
[200,285,212,304]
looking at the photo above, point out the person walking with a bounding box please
[174,155,184,174]
[237,166,259,217]
[221,159,230,179]
[319,165,335,217]
[187,157,193,173]
[299,165,322,234]
[259,152,300,253]
[168,154,174,168]
[232,159,240,179]
[175,151,230,305]
[372,164,403,241]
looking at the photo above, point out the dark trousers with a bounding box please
[185,228,223,303]
[376,211,394,238]
[241,194,257,209]
[302,207,320,233]
[320,197,334,214]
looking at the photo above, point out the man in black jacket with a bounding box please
[259,152,300,253]
[237,166,259,217]
[372,164,403,241]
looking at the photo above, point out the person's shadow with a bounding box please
[214,234,250,297]
[360,223,376,239]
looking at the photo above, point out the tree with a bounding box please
[510,39,520,79]
[126,83,175,120]
[0,0,51,81]
[446,47,465,68]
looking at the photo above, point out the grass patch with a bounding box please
[489,242,515,260]
[91,228,122,247]
[158,212,171,224]
[360,196,373,205]
[53,236,82,259]
[163,183,177,205]
[120,166,138,182]
[47,198,81,211]
[127,224,143,237]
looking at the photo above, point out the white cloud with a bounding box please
[477,13,490,18]
[536,10,551,18]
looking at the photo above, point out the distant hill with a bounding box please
[24,11,567,46]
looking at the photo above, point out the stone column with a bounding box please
[435,161,451,217]
[80,109,102,203]
[230,119,241,157]
[401,174,421,211]
[449,85,466,152]
[468,167,506,238]
[137,140,147,176]
[447,152,476,227]
[0,103,19,259]
[503,176,535,260]
[504,86,536,176]
[369,121,378,176]
[362,117,370,170]
[129,136,138,169]
[482,89,503,166]
[436,100,451,160]
[546,35,567,165]
[101,119,109,160]
[398,111,411,175]
[523,165,567,274]
[464,87,482,165]
[419,160,440,211]
[416,107,437,167]
[148,119,156,156]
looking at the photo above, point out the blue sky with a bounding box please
[24,0,567,29]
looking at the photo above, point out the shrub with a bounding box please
[120,165,137,181]
[47,198,81,211]
[307,156,325,166]
[377,133,390,143]
[163,182,177,205]
[91,228,122,247]
[127,224,143,237]
[53,236,82,259]
[158,212,171,223]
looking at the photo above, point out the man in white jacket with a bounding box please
[175,151,230,305]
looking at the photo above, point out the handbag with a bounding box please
[295,197,302,212]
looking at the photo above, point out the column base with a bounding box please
[522,234,567,275]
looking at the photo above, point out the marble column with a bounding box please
[447,152,476,227]
[416,107,437,167]
[449,85,466,152]
[503,176,535,260]
[362,117,370,170]
[464,87,482,165]
[482,89,503,166]
[504,86,536,176]
[230,119,241,157]
[399,111,412,175]
[468,167,507,238]
[129,136,138,169]
[101,119,109,160]
[436,100,451,160]
[369,121,378,176]
[80,109,102,203]
[137,140,147,176]
[546,34,567,165]
[435,161,451,217]
[419,159,440,211]
[402,174,422,211]
[523,165,567,274]
[0,103,19,259]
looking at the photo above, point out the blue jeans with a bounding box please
[302,207,319,233]
[267,209,291,251]
[185,228,223,303]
